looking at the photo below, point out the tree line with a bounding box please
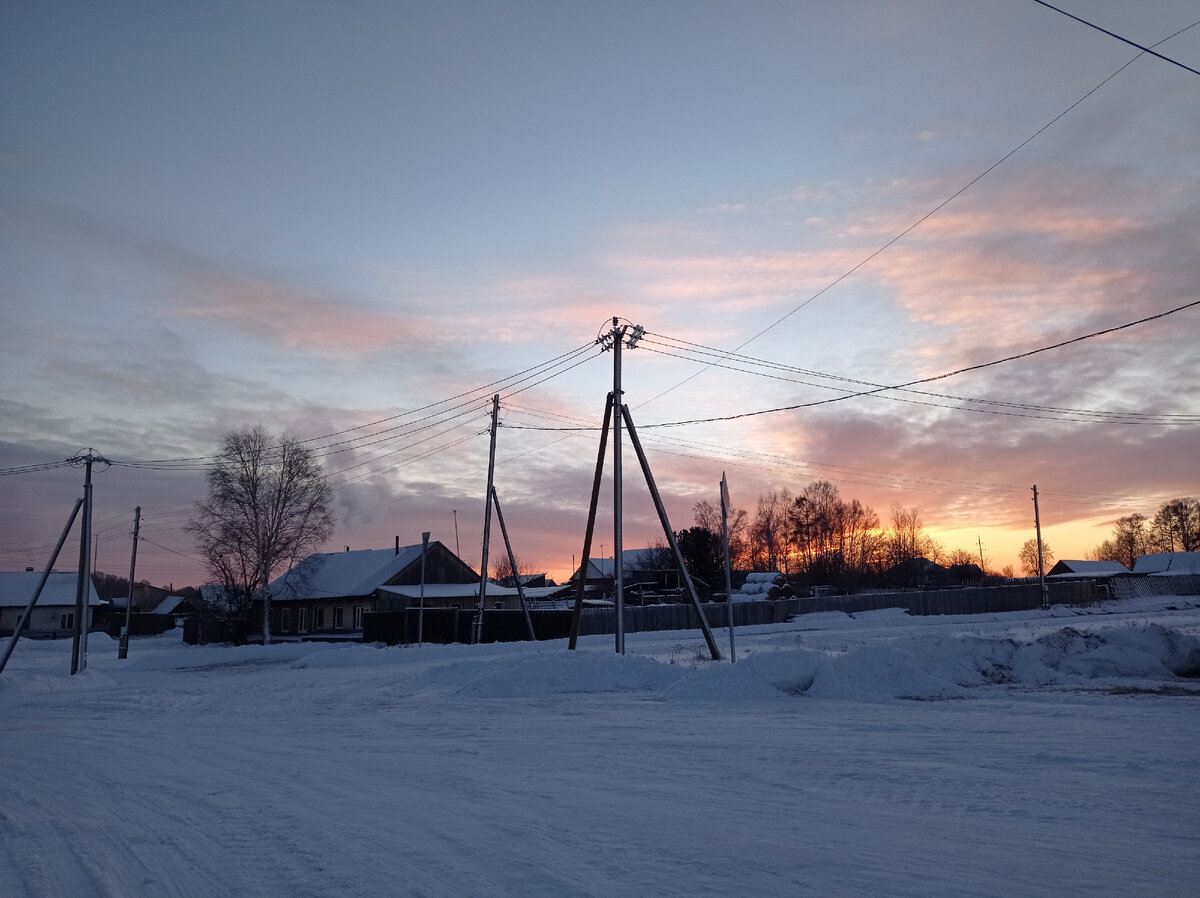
[677,480,970,590]
[1088,497,1199,570]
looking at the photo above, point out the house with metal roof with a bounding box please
[0,570,101,637]
[258,542,503,638]
[1132,552,1200,576]
[1047,560,1131,577]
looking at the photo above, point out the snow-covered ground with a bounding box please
[3,596,1199,898]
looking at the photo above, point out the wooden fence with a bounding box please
[362,579,1121,646]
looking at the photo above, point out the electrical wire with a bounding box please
[638,17,1200,408]
[636,332,1200,426]
[1031,0,1200,77]
[637,299,1200,428]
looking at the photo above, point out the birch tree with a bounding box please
[188,426,334,643]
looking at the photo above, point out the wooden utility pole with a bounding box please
[473,394,500,644]
[118,506,141,659]
[721,472,736,664]
[418,531,429,647]
[0,499,84,675]
[71,451,101,675]
[611,319,626,654]
[1033,485,1048,609]
[622,405,720,661]
[569,394,613,650]
[492,487,536,641]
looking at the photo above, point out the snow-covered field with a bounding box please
[3,596,1200,898]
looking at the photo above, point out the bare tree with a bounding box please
[491,553,539,587]
[885,504,941,569]
[188,426,334,643]
[1151,498,1199,553]
[693,499,751,569]
[751,489,794,573]
[1018,537,1053,577]
[1091,514,1149,570]
[789,481,882,587]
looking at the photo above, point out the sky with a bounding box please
[2,0,1198,588]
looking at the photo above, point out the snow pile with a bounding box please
[661,622,1200,703]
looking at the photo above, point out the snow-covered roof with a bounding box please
[1049,560,1130,576]
[152,596,191,615]
[1133,552,1200,575]
[0,571,101,608]
[269,546,428,600]
[575,549,668,579]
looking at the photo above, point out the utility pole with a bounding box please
[418,531,429,647]
[721,472,736,663]
[611,319,625,654]
[0,499,84,675]
[977,535,985,570]
[598,318,643,654]
[70,449,105,675]
[1032,485,1048,609]
[492,487,536,641]
[473,394,500,644]
[118,506,141,659]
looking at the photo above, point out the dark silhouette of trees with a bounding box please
[1151,498,1199,552]
[751,489,793,573]
[675,526,724,588]
[885,504,941,571]
[491,553,539,586]
[188,426,334,643]
[692,499,751,569]
[1019,537,1053,577]
[1089,499,1198,567]
[789,481,882,588]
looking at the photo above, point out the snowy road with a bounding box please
[3,597,1199,897]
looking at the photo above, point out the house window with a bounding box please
[353,606,364,629]
[494,600,503,610]
[281,608,292,633]
[298,608,309,632]
[334,607,344,630]
[60,612,74,630]
[316,608,325,630]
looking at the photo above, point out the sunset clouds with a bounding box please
[2,1,1197,585]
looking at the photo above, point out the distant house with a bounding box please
[946,563,986,583]
[258,542,490,638]
[494,572,553,589]
[1133,552,1200,576]
[1047,560,1131,577]
[0,571,101,637]
[569,548,681,591]
[886,557,947,588]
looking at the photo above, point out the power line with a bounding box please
[638,16,1199,408]
[637,333,1200,426]
[1032,0,1200,77]
[640,300,1200,428]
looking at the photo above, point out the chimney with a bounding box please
[395,535,399,556]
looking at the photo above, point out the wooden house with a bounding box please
[0,570,101,637]
[257,542,489,638]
